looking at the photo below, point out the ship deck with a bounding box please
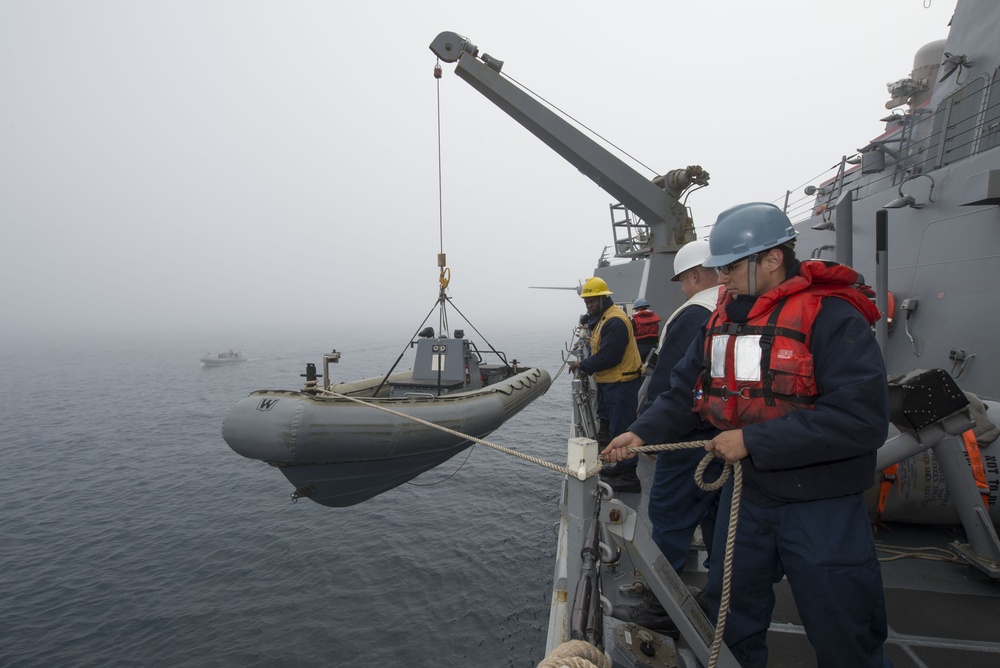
[616,457,1000,667]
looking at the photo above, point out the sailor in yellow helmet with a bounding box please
[569,277,644,493]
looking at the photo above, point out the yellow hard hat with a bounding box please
[580,277,613,298]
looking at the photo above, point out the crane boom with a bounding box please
[429,31,706,255]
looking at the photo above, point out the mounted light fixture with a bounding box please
[884,194,918,209]
[884,174,935,209]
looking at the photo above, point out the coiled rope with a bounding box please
[318,388,740,668]
[535,639,610,668]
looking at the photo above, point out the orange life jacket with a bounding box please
[693,261,881,430]
[632,309,661,342]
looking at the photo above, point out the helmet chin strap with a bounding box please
[747,253,759,296]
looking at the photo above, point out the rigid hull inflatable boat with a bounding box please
[223,334,551,507]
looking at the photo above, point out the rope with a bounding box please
[435,59,444,256]
[876,543,964,564]
[708,461,740,667]
[535,640,610,668]
[317,386,740,666]
[317,387,602,479]
[627,440,731,491]
[621,441,740,668]
[404,444,476,487]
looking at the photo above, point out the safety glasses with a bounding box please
[715,257,749,276]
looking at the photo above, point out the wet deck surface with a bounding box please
[615,456,1000,667]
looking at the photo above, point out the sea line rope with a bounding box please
[318,387,741,668]
[318,387,602,478]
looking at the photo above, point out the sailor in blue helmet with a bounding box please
[602,202,890,668]
[630,297,661,362]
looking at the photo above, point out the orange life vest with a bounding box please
[632,309,661,342]
[693,261,881,430]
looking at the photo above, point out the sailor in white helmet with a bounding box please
[611,238,724,633]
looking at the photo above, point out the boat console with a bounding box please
[389,336,483,397]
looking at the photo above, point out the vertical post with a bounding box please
[565,437,598,598]
[875,210,889,365]
[549,437,598,650]
[835,192,853,267]
[932,435,1000,566]
[323,350,340,392]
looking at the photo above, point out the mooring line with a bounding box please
[319,386,740,666]
[317,388,596,478]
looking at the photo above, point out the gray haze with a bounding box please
[1,1,954,348]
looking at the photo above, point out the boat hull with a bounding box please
[223,367,551,506]
[200,357,245,366]
[201,353,245,366]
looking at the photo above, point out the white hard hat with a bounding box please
[671,239,711,281]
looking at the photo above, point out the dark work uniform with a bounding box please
[641,302,721,573]
[629,266,889,668]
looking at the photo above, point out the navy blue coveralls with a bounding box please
[629,271,890,668]
[641,302,721,573]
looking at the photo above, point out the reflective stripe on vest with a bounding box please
[693,261,878,431]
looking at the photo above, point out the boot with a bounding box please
[599,461,625,478]
[612,593,677,634]
[604,467,641,494]
[688,585,712,618]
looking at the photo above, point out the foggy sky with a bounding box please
[0,0,956,347]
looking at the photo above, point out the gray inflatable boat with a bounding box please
[223,334,551,507]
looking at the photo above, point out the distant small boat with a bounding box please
[201,350,245,366]
[223,334,551,507]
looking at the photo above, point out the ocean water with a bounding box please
[0,326,578,667]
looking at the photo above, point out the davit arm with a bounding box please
[429,31,707,254]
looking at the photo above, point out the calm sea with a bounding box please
[0,326,577,667]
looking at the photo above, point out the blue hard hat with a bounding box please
[633,298,650,309]
[704,202,798,268]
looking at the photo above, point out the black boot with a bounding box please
[612,593,677,634]
[604,466,641,494]
[688,585,712,618]
[599,461,625,478]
